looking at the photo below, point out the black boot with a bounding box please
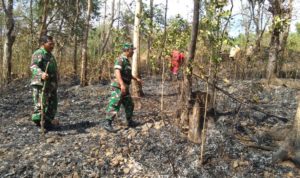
[103,119,116,132]
[127,119,140,128]
[44,120,54,130]
[33,120,41,127]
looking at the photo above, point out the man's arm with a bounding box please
[30,52,48,85]
[132,75,142,84]
[115,69,126,94]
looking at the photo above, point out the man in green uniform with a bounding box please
[30,35,59,129]
[104,43,142,132]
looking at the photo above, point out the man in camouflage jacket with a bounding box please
[30,35,59,129]
[104,43,142,132]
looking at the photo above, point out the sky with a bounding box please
[164,0,300,36]
[104,0,300,37]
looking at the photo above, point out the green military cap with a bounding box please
[122,43,136,50]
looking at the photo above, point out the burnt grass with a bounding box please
[0,75,299,177]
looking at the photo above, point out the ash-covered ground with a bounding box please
[0,76,299,177]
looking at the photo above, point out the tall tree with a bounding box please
[80,0,92,87]
[132,0,144,98]
[99,0,115,59]
[248,0,268,53]
[266,0,283,83]
[180,0,200,124]
[1,0,15,85]
[160,0,168,110]
[146,0,154,72]
[277,0,293,76]
[38,0,49,39]
[72,0,80,75]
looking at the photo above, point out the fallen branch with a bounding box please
[244,143,275,151]
[192,73,289,123]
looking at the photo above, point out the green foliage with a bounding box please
[272,15,290,33]
[296,22,300,35]
[200,0,232,64]
[165,15,190,52]
[288,33,300,52]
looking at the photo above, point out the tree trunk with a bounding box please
[132,0,144,104]
[99,0,115,59]
[277,0,293,77]
[266,0,282,84]
[160,0,168,111]
[180,0,200,126]
[72,0,80,75]
[73,36,78,75]
[188,91,211,144]
[188,102,202,143]
[147,0,154,75]
[117,0,121,30]
[80,0,92,87]
[2,0,15,85]
[39,0,49,39]
[266,29,280,83]
[101,0,107,43]
[30,0,34,52]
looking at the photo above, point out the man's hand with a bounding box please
[120,84,126,95]
[136,77,143,85]
[41,72,48,80]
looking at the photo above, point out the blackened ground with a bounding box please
[0,76,299,177]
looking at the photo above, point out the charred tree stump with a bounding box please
[273,92,300,166]
[188,102,203,143]
[187,91,211,143]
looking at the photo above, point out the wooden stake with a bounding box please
[200,60,212,164]
[40,62,50,136]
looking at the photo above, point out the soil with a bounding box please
[0,76,299,177]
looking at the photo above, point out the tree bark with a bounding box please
[30,0,35,52]
[2,0,15,85]
[80,0,92,87]
[277,0,293,77]
[266,29,280,83]
[147,0,154,74]
[99,0,115,59]
[188,102,202,143]
[188,91,211,144]
[132,0,144,101]
[72,0,80,75]
[160,0,168,111]
[266,0,282,84]
[180,0,200,125]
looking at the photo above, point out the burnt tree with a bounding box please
[266,0,288,83]
[80,0,92,87]
[188,91,211,143]
[1,0,15,85]
[180,0,200,125]
[132,0,144,109]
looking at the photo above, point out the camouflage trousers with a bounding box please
[106,86,134,121]
[31,85,58,122]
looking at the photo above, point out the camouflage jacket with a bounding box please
[111,54,132,88]
[30,48,58,89]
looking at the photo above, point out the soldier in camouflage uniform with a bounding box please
[30,35,59,129]
[103,43,142,132]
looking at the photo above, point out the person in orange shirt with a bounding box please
[170,50,185,80]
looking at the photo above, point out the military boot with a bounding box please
[103,119,117,132]
[127,119,140,128]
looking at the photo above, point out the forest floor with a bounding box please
[0,75,299,177]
